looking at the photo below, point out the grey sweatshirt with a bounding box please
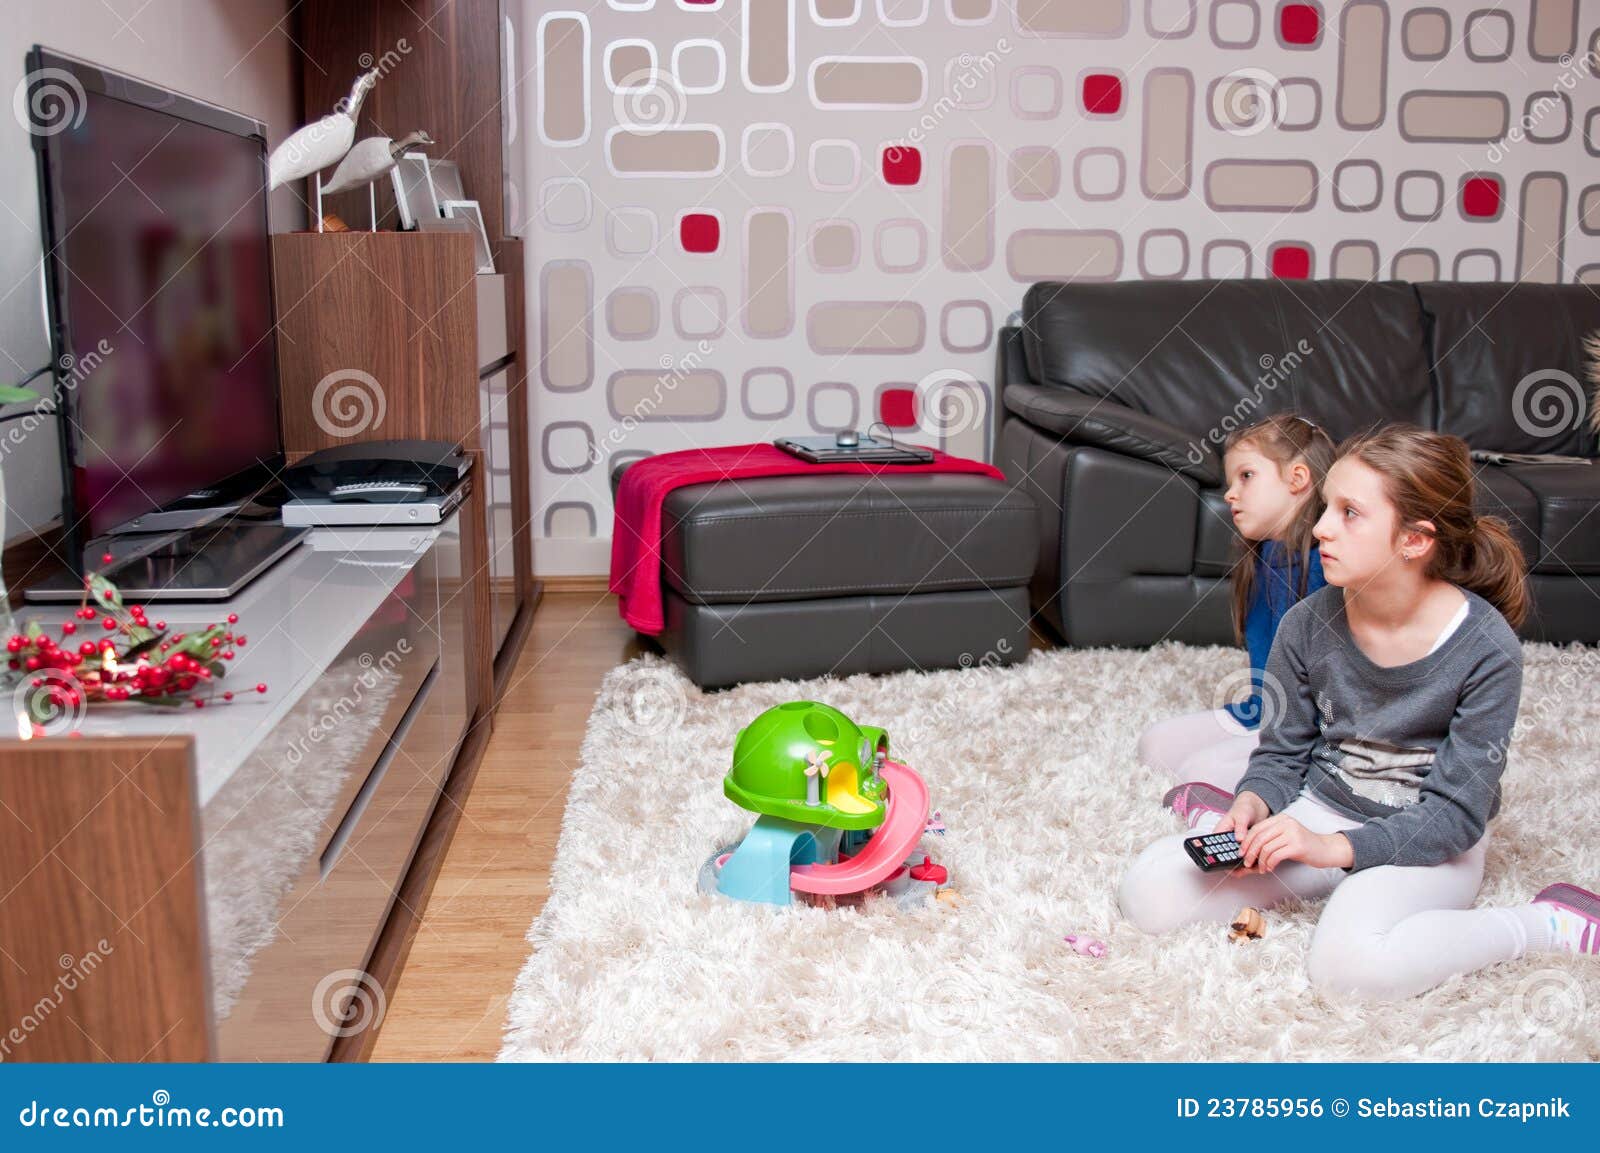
[1235,585,1523,872]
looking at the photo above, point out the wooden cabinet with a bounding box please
[0,1,540,1064]
[0,519,472,1062]
[211,525,468,1060]
[295,0,538,700]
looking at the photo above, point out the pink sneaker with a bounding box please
[1162,782,1234,826]
[1532,883,1600,955]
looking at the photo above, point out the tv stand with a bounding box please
[22,522,306,603]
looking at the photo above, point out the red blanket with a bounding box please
[609,443,1005,635]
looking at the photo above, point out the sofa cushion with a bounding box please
[1418,282,1600,456]
[1193,487,1236,577]
[1471,464,1540,569]
[1497,462,1600,573]
[1003,381,1221,486]
[611,463,1038,603]
[1020,279,1434,442]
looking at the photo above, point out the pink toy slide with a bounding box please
[789,760,929,896]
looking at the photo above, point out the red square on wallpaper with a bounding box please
[680,212,720,253]
[1081,73,1123,115]
[879,388,917,428]
[883,146,921,185]
[1280,3,1320,44]
[1461,176,1502,218]
[1270,244,1311,279]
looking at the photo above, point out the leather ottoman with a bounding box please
[611,463,1039,688]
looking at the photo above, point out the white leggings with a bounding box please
[1118,793,1535,999]
[1138,708,1259,790]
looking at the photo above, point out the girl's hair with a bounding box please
[1335,424,1529,628]
[1224,413,1336,641]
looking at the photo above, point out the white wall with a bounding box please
[0,0,300,540]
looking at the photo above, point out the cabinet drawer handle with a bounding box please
[318,659,440,880]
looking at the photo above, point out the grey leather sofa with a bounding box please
[995,279,1600,646]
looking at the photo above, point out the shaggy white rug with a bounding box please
[499,643,1600,1061]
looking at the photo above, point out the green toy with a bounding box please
[723,700,890,830]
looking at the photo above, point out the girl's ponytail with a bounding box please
[1336,425,1530,629]
[1445,514,1529,629]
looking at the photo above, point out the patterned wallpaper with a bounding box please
[516,0,1600,575]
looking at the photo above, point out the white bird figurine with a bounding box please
[321,130,434,196]
[266,69,380,191]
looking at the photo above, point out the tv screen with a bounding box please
[31,50,282,557]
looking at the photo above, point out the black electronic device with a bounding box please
[775,428,934,465]
[1184,830,1246,871]
[25,47,299,601]
[280,440,470,502]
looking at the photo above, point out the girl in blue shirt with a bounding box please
[1138,413,1333,822]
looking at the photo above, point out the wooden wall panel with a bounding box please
[495,237,532,605]
[0,736,211,1062]
[271,231,479,456]
[300,0,506,238]
[458,450,496,723]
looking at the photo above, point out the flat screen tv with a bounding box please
[26,46,289,587]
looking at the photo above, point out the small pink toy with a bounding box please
[925,811,947,836]
[1063,933,1108,959]
[909,855,948,885]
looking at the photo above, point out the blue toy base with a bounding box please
[697,824,942,910]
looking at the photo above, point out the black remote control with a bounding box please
[1185,830,1245,871]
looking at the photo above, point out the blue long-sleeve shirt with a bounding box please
[1223,541,1325,730]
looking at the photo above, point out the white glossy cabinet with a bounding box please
[48,515,471,1060]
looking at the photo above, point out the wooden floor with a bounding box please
[370,589,640,1061]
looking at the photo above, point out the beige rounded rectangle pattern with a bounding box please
[606,126,724,176]
[1007,147,1059,201]
[540,261,592,392]
[810,221,858,271]
[538,14,589,146]
[809,56,927,108]
[943,142,994,271]
[1014,0,1128,36]
[1398,91,1509,143]
[744,209,793,337]
[1205,160,1318,211]
[1529,0,1579,61]
[1337,0,1387,130]
[606,288,658,341]
[807,302,926,354]
[1141,68,1192,200]
[1005,229,1122,281]
[607,370,727,421]
[1517,173,1567,283]
[744,0,794,91]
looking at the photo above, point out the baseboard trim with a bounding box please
[538,574,610,594]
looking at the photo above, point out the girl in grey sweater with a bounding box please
[1119,426,1599,999]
